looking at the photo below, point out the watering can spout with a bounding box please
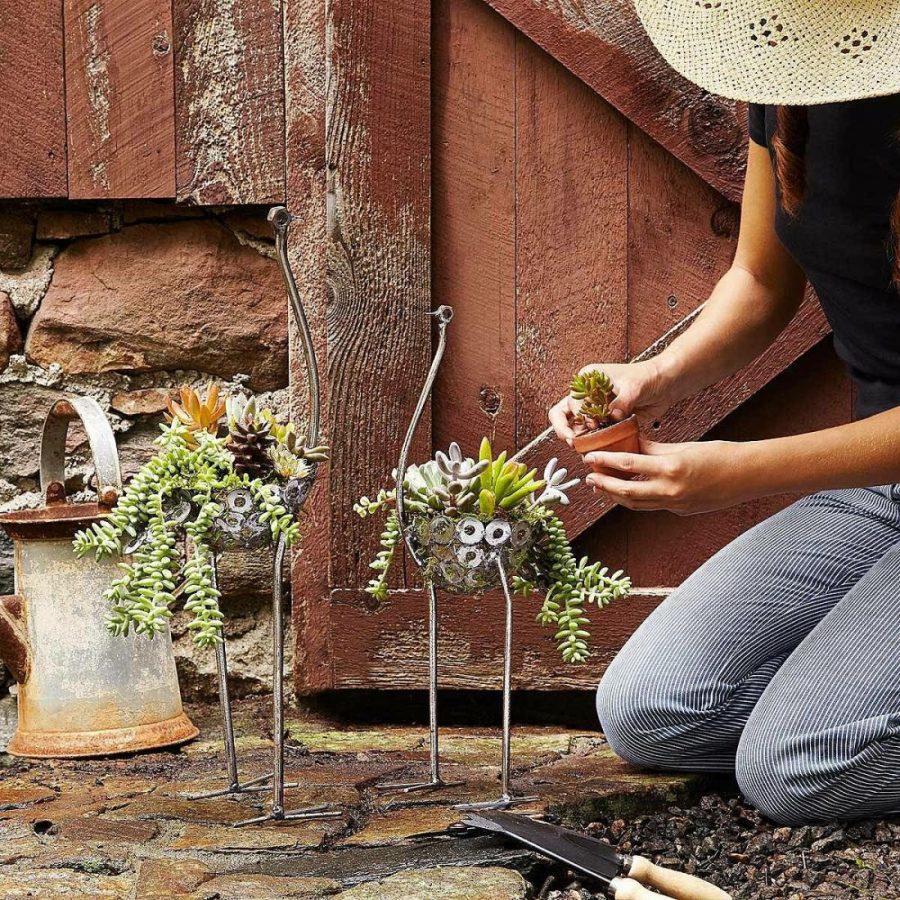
[0,595,29,683]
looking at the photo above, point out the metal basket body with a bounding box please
[208,476,314,552]
[408,513,535,594]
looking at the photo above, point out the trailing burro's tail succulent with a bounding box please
[355,435,630,664]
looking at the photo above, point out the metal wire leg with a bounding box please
[454,559,537,812]
[236,537,342,826]
[377,584,461,794]
[183,556,283,801]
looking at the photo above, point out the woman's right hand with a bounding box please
[548,359,673,446]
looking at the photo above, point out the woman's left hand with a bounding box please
[584,438,759,515]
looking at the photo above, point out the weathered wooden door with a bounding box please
[294,0,851,694]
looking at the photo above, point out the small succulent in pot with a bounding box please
[569,370,640,455]
[72,384,327,648]
[355,437,630,663]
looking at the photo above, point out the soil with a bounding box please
[541,792,900,899]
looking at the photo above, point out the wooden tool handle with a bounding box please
[628,856,732,900]
[611,876,675,900]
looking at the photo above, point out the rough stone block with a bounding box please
[340,866,529,900]
[35,210,113,240]
[26,220,287,389]
[0,210,35,270]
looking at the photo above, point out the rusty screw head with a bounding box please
[99,487,119,508]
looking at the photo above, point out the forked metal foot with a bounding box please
[181,771,301,801]
[375,583,458,794]
[377,777,464,795]
[235,804,343,828]
[453,793,539,812]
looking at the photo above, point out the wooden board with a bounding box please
[627,124,740,354]
[325,0,432,589]
[284,0,331,692]
[515,32,628,445]
[329,586,664,690]
[483,0,747,202]
[432,0,517,455]
[173,0,285,204]
[64,0,175,198]
[0,0,67,198]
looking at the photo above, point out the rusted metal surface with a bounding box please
[0,395,197,757]
[0,595,28,683]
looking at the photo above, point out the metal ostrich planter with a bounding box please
[73,207,337,827]
[184,207,334,826]
[355,306,632,810]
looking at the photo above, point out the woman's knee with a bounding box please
[736,723,845,826]
[596,651,705,769]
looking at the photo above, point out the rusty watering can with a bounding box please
[0,396,198,758]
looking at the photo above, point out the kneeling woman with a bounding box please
[549,1,900,825]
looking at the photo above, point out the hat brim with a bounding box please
[633,0,900,105]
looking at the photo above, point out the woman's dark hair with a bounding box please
[772,105,900,290]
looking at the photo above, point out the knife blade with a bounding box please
[462,810,731,900]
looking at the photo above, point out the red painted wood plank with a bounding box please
[0,0,67,198]
[432,0,517,454]
[515,33,628,445]
[284,0,332,693]
[64,0,175,199]
[626,124,740,354]
[173,0,284,204]
[329,587,663,690]
[483,0,747,202]
[325,0,432,588]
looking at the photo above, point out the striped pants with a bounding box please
[596,485,900,825]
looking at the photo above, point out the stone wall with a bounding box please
[0,200,294,699]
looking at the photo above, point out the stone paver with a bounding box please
[0,868,134,899]
[188,874,340,899]
[0,698,701,899]
[340,866,529,900]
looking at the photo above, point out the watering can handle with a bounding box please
[40,397,123,507]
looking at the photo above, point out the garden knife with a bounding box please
[462,810,731,900]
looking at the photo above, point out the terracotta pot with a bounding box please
[571,415,640,455]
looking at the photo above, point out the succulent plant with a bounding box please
[355,437,630,662]
[570,369,615,431]
[74,386,326,648]
[165,383,226,447]
[226,394,276,479]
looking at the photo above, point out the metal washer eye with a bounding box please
[457,545,484,569]
[511,520,532,549]
[456,517,485,545]
[429,515,455,545]
[226,489,254,513]
[439,560,465,585]
[123,530,149,556]
[485,519,512,547]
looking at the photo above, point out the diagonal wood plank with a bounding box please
[517,295,831,540]
[482,0,747,201]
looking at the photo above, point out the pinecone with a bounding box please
[228,418,276,478]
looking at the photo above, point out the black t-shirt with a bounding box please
[749,99,900,418]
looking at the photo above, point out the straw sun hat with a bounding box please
[632,0,900,105]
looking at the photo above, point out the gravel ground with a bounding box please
[541,793,900,899]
